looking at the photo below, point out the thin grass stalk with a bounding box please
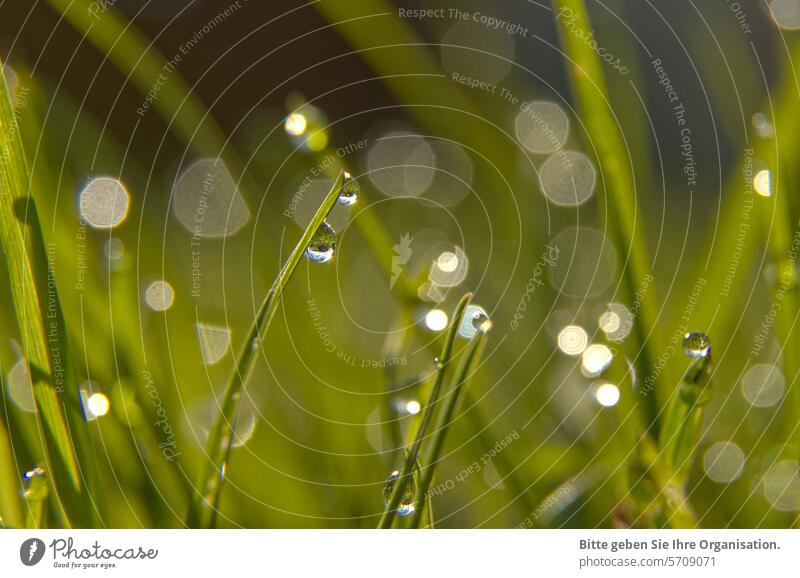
[0,413,23,527]
[0,61,101,527]
[410,331,487,529]
[186,171,346,528]
[378,293,472,529]
[553,0,665,422]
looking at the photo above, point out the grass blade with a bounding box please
[411,329,488,529]
[553,0,667,420]
[0,61,101,527]
[186,171,346,528]
[658,347,712,487]
[378,292,473,529]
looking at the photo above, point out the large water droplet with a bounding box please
[305,221,336,263]
[471,310,492,334]
[382,469,416,517]
[458,305,489,339]
[683,332,711,358]
[338,173,359,206]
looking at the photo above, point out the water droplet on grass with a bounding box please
[458,305,489,338]
[338,173,359,206]
[305,221,336,263]
[382,469,416,517]
[683,332,711,358]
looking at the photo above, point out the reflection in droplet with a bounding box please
[6,358,34,413]
[382,469,417,517]
[770,0,800,30]
[683,332,711,358]
[741,364,785,407]
[429,247,468,288]
[78,177,130,229]
[173,159,250,237]
[595,382,620,407]
[763,460,800,511]
[424,309,448,332]
[367,132,436,197]
[549,227,617,298]
[305,221,336,263]
[196,323,232,365]
[754,169,772,197]
[145,280,174,311]
[539,151,596,206]
[515,102,570,154]
[557,325,588,356]
[441,20,514,83]
[582,344,613,377]
[79,382,109,421]
[598,303,634,342]
[338,173,360,206]
[458,305,490,339]
[703,441,745,483]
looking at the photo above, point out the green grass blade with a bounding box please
[0,62,100,527]
[0,414,23,527]
[658,351,712,487]
[553,0,667,420]
[411,330,488,529]
[186,171,346,528]
[378,292,473,529]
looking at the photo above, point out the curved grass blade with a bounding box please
[1,62,101,527]
[553,0,667,422]
[658,349,712,487]
[186,171,346,528]
[0,414,23,527]
[378,292,472,529]
[410,329,488,529]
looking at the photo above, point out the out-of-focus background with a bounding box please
[1,0,799,528]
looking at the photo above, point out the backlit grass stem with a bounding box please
[378,293,472,529]
[186,171,346,528]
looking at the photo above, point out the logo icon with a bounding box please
[390,233,413,289]
[20,538,45,566]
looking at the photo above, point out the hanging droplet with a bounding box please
[683,332,711,358]
[338,173,359,206]
[471,310,492,334]
[434,357,444,369]
[382,469,416,517]
[305,221,336,263]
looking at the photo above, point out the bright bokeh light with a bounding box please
[598,303,634,342]
[539,151,596,206]
[557,325,588,356]
[424,309,449,331]
[405,400,421,415]
[703,441,745,483]
[595,382,620,407]
[87,393,110,417]
[770,0,800,30]
[741,364,785,407]
[515,101,570,154]
[754,169,772,197]
[284,113,307,136]
[437,251,459,273]
[582,344,613,376]
[79,177,130,229]
[145,280,174,311]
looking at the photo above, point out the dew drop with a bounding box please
[434,357,444,369]
[457,305,490,338]
[382,469,416,517]
[305,221,336,263]
[338,173,359,206]
[682,332,711,358]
